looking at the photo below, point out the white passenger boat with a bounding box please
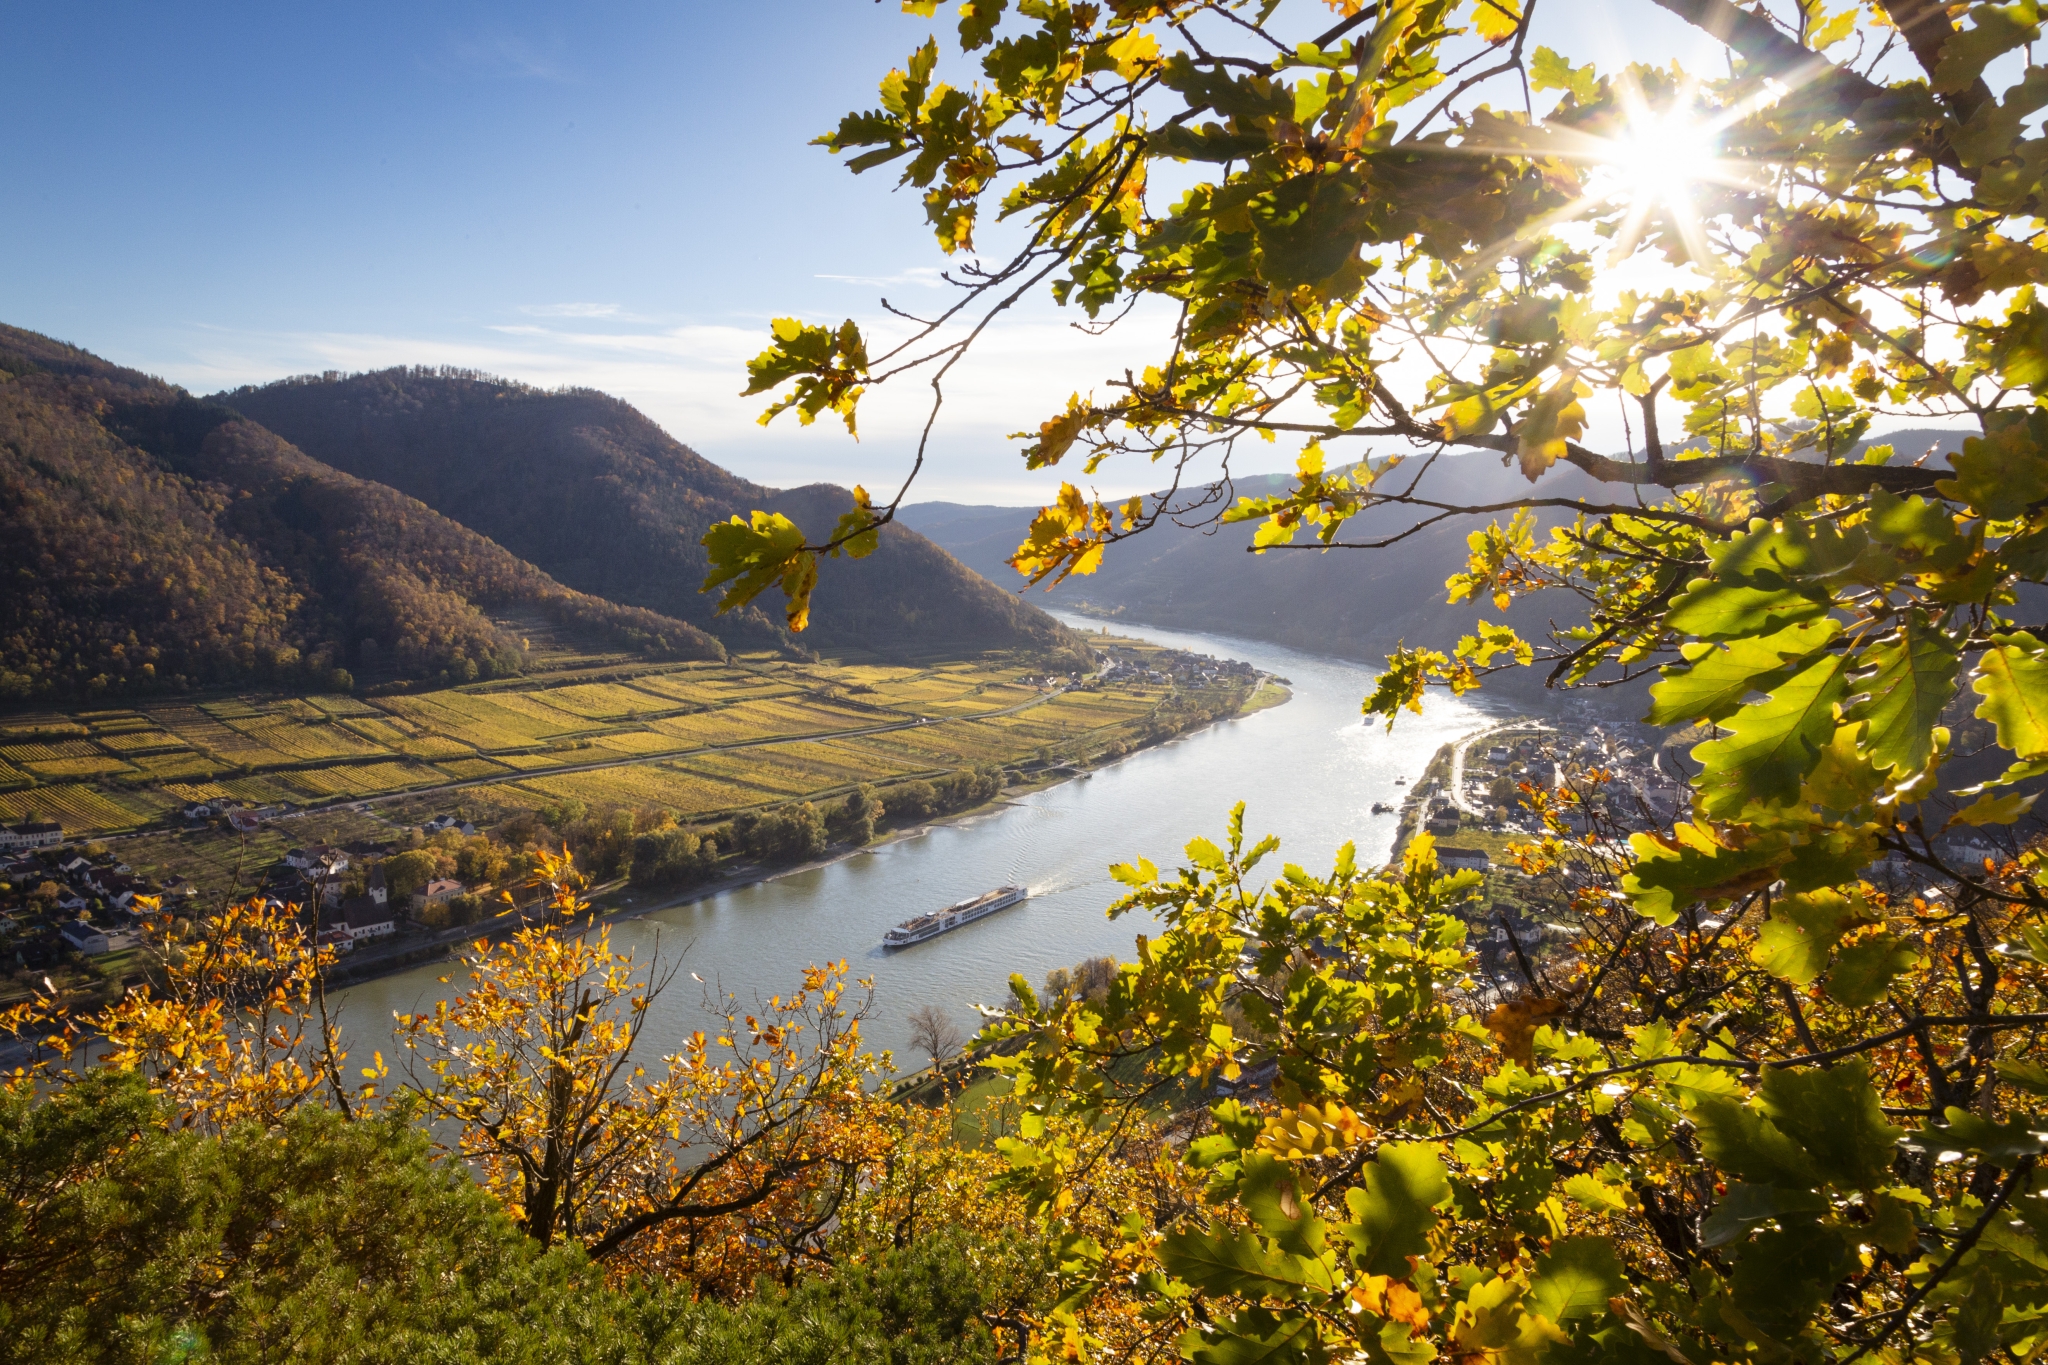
[883,885,1027,948]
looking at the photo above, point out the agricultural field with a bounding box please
[522,681,684,722]
[0,638,1259,840]
[504,763,758,816]
[805,737,942,780]
[590,730,681,757]
[621,672,753,707]
[646,696,874,748]
[95,729,188,754]
[24,756,138,781]
[378,692,581,750]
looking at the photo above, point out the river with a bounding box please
[336,614,1514,1068]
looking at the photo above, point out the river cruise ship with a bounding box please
[882,885,1028,948]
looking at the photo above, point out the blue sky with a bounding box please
[2,1,1727,502]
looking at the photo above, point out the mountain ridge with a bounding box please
[217,368,1089,665]
[0,325,722,702]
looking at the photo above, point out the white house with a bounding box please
[0,822,62,852]
[60,920,110,955]
[1438,846,1492,873]
[336,896,396,942]
[284,845,348,875]
[411,877,462,912]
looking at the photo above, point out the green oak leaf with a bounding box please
[1710,517,1862,583]
[1728,1223,1857,1342]
[1340,1142,1451,1279]
[1759,1062,1901,1190]
[1865,489,1964,561]
[1938,418,2048,519]
[1527,1238,1625,1322]
[1662,579,1830,642]
[1690,1097,1821,1189]
[828,484,883,559]
[1934,4,2043,94]
[1844,617,1961,778]
[1700,1182,1828,1248]
[1693,653,1849,815]
[700,511,816,630]
[1238,1153,1326,1257]
[1996,1058,2048,1095]
[1781,824,1882,891]
[1623,823,1790,924]
[1826,934,1920,1006]
[1973,632,2048,759]
[1160,1227,1337,1299]
[1646,619,1840,726]
[1181,1308,1322,1365]
[1750,888,1874,986]
[1902,1107,2048,1162]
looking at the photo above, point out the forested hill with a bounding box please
[0,325,722,702]
[902,432,1970,698]
[905,459,1617,688]
[218,369,1089,663]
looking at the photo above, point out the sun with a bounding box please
[1594,109,1723,211]
[1575,96,1755,267]
[1455,83,1767,280]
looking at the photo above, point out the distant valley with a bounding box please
[902,428,1971,706]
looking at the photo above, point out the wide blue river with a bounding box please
[338,614,1507,1068]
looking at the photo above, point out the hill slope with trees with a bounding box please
[0,325,721,701]
[905,431,1972,700]
[218,368,1087,663]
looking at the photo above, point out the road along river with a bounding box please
[337,614,1514,1069]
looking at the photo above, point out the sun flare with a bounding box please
[1595,110,1722,210]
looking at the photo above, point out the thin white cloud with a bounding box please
[145,301,1237,504]
[446,34,573,82]
[519,302,622,318]
[815,266,954,290]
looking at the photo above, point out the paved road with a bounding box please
[1446,721,1555,816]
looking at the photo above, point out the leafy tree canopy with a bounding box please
[709,5,2048,1365]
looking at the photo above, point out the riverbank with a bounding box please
[1387,719,1552,862]
[325,614,1509,1071]
[323,668,1295,990]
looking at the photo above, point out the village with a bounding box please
[1395,716,2018,993]
[0,804,504,992]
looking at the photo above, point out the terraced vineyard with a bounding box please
[0,641,1261,838]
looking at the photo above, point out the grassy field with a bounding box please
[0,639,1263,853]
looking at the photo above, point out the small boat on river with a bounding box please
[1371,801,1394,814]
[883,885,1028,948]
